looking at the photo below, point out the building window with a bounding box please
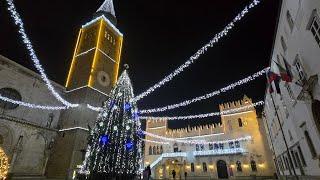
[312,100,320,134]
[238,118,243,127]
[191,163,195,172]
[219,143,224,150]
[285,83,295,100]
[196,144,200,151]
[236,161,242,172]
[304,131,317,158]
[291,150,298,168]
[0,88,22,110]
[286,10,294,31]
[251,160,257,172]
[278,157,284,171]
[157,146,159,154]
[214,143,219,150]
[281,36,287,52]
[160,146,163,154]
[229,142,234,149]
[149,146,152,155]
[288,130,293,141]
[173,143,179,152]
[283,156,289,170]
[209,143,213,150]
[202,162,207,172]
[294,55,306,81]
[235,141,240,148]
[200,144,204,151]
[152,146,156,155]
[297,146,307,166]
[309,12,320,47]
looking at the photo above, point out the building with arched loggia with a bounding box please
[144,96,276,179]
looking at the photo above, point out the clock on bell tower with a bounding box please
[65,0,123,94]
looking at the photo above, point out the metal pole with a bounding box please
[270,93,298,178]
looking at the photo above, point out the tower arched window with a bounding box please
[160,145,163,154]
[152,146,156,155]
[236,161,242,172]
[238,118,243,127]
[251,160,257,172]
[149,146,152,155]
[191,163,195,172]
[304,131,317,158]
[157,146,159,154]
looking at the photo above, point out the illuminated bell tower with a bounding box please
[46,1,124,179]
[65,0,123,94]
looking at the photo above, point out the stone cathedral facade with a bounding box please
[144,96,276,179]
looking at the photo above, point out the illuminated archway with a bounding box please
[0,147,9,180]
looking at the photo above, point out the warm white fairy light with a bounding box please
[5,0,78,108]
[142,130,252,145]
[139,68,269,114]
[193,148,246,156]
[87,104,103,112]
[133,0,261,102]
[140,101,264,121]
[0,95,67,110]
[141,138,169,145]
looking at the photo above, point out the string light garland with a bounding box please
[133,0,261,102]
[140,101,264,121]
[87,104,103,112]
[140,138,169,145]
[0,95,67,110]
[139,68,269,114]
[142,130,252,145]
[5,0,78,108]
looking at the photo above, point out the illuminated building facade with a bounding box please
[144,96,276,179]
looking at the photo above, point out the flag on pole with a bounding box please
[274,60,292,82]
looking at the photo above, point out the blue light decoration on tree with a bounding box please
[100,135,109,146]
[125,140,133,151]
[79,70,142,179]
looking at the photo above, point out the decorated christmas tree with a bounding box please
[79,70,142,179]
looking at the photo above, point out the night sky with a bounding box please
[0,0,280,129]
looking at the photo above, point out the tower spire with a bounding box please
[95,0,117,25]
[97,0,116,17]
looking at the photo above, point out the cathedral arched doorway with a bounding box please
[217,160,228,179]
[0,147,9,180]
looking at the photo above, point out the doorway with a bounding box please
[217,160,228,179]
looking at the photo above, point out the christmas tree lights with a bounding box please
[139,68,269,114]
[133,0,261,102]
[79,70,142,179]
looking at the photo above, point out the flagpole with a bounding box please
[266,70,298,178]
[269,91,298,178]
